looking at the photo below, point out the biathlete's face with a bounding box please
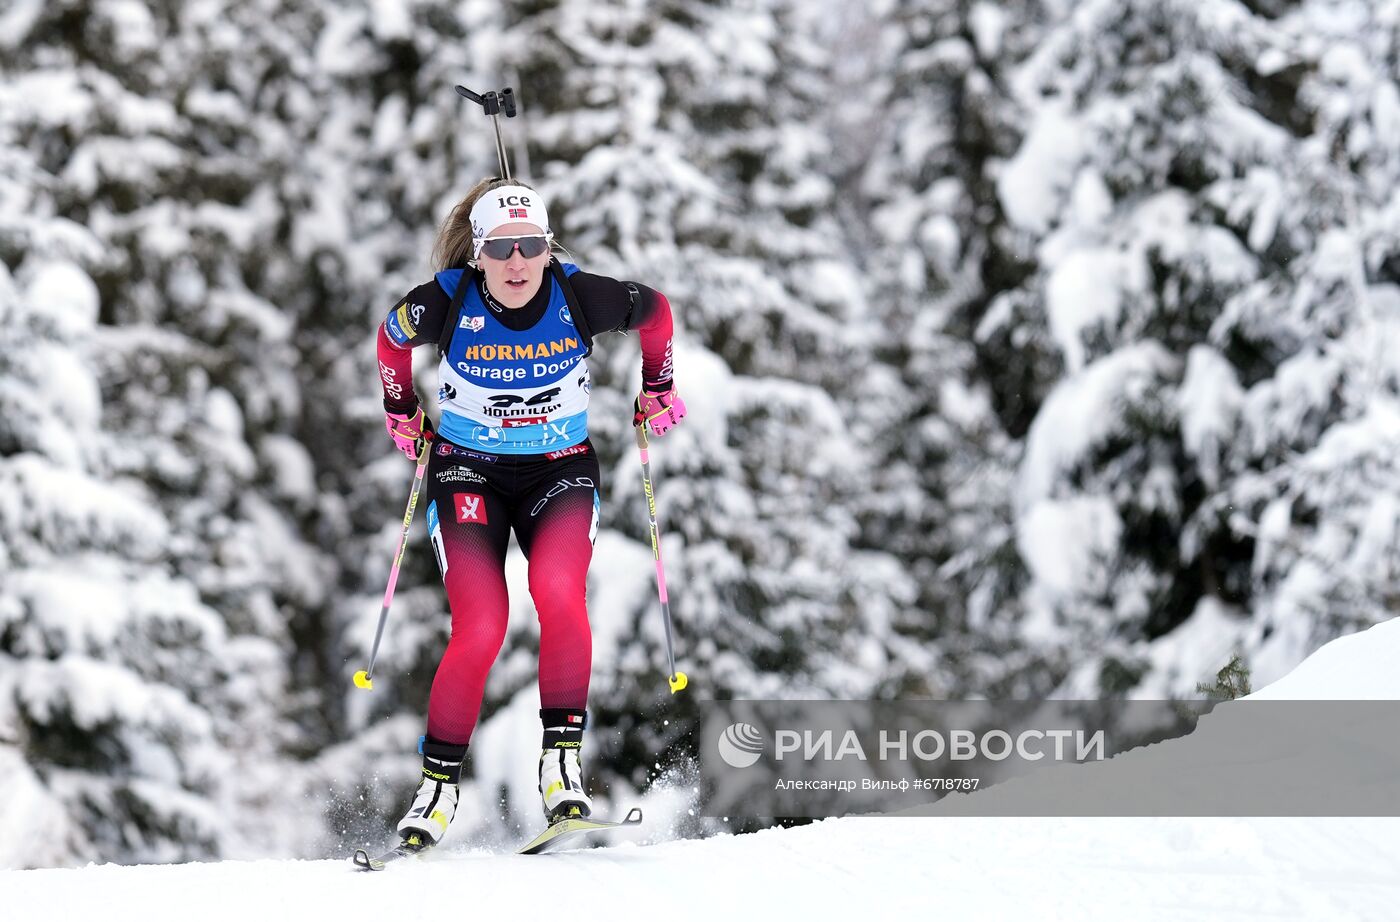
[478,221,550,309]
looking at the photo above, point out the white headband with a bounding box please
[470,185,551,258]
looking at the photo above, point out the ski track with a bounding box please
[4,816,1399,922]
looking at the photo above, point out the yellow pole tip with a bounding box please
[353,670,374,690]
[669,672,688,694]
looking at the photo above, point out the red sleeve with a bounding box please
[377,323,417,413]
[633,290,675,390]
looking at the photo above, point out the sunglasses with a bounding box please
[477,234,552,260]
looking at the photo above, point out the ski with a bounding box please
[351,831,435,871]
[351,807,641,868]
[517,806,643,855]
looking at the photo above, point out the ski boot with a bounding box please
[538,707,594,822]
[396,736,468,847]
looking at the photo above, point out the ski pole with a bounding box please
[354,435,433,691]
[635,424,688,694]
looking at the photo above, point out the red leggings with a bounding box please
[422,441,600,744]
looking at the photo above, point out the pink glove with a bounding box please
[385,404,434,459]
[633,383,686,436]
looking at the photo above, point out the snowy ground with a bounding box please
[4,816,1398,921]
[5,620,1400,922]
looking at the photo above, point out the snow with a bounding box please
[0,0,43,50]
[368,0,413,40]
[0,748,78,870]
[0,71,95,129]
[0,455,170,555]
[1248,616,1400,700]
[997,100,1084,234]
[315,8,373,77]
[968,2,1008,59]
[1240,167,1285,253]
[1373,80,1400,146]
[1136,597,1247,698]
[64,137,186,195]
[919,211,962,276]
[1016,495,1122,598]
[100,0,159,58]
[1239,347,1340,454]
[800,259,866,322]
[1068,168,1113,228]
[12,655,213,736]
[1177,345,1244,489]
[1018,341,1178,507]
[22,260,100,338]
[29,342,102,438]
[4,565,225,656]
[1044,247,1134,373]
[4,618,1400,918]
[258,435,318,505]
[1304,398,1400,479]
[0,815,1389,921]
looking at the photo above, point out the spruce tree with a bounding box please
[0,0,334,863]
[964,0,1400,695]
[848,0,1049,695]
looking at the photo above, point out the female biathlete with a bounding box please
[375,178,685,846]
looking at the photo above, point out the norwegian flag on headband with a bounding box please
[567,714,584,724]
[509,207,528,219]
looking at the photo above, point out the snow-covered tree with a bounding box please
[835,0,1050,695]
[0,0,340,865]
[975,0,1400,696]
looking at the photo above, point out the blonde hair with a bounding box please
[432,177,547,271]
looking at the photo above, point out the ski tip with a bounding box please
[351,849,376,871]
[623,806,643,825]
